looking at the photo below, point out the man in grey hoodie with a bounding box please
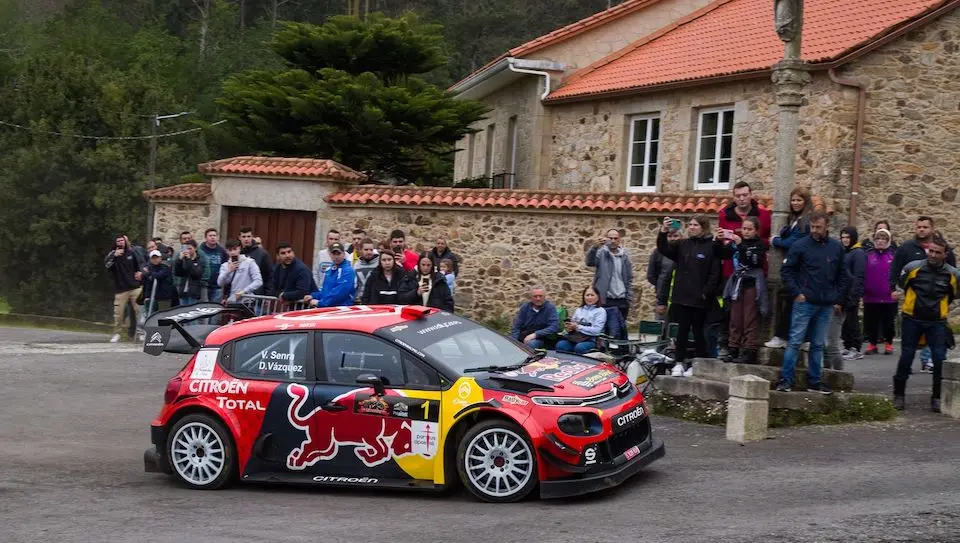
[218,239,264,303]
[352,238,381,303]
[587,228,634,320]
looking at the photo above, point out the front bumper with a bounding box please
[539,437,665,499]
[144,425,171,474]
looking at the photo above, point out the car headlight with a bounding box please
[557,413,603,437]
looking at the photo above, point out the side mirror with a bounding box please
[356,374,386,396]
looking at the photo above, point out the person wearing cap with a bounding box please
[306,242,356,307]
[144,249,173,314]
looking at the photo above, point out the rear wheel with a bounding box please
[456,419,537,503]
[167,414,236,490]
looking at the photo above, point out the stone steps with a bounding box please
[690,358,854,392]
[655,376,874,412]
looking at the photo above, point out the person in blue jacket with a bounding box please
[271,243,314,304]
[765,187,814,348]
[775,211,848,395]
[306,243,356,308]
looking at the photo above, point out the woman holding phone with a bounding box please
[399,253,455,311]
[656,214,725,377]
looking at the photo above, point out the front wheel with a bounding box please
[166,414,237,490]
[456,419,538,503]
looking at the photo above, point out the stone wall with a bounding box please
[842,8,960,244]
[328,205,671,326]
[544,75,857,217]
[152,201,219,246]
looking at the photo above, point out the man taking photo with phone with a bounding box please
[105,234,148,343]
[586,228,634,321]
[218,239,263,304]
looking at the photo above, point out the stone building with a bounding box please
[451,0,960,241]
[145,0,960,327]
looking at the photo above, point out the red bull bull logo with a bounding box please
[285,383,414,469]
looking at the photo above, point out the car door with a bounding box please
[218,331,317,477]
[307,331,444,484]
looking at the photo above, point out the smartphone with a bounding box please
[421,277,429,286]
[668,219,683,230]
[231,255,239,263]
[723,229,735,240]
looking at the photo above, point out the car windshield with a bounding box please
[421,328,530,372]
[379,315,531,373]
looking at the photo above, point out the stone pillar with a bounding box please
[726,375,770,443]
[940,360,960,418]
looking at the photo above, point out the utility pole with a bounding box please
[147,113,158,240]
[146,112,193,241]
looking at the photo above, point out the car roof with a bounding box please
[203,305,440,345]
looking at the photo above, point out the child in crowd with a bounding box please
[863,229,898,356]
[439,258,456,297]
[720,216,769,364]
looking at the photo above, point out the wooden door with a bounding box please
[226,207,317,267]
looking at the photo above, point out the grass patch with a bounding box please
[0,313,112,334]
[0,297,9,314]
[649,392,726,426]
[649,391,899,428]
[480,314,512,335]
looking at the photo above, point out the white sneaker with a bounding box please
[109,334,121,343]
[764,337,787,349]
[801,342,810,352]
[840,348,850,357]
[683,366,694,378]
[843,350,864,360]
[671,363,684,377]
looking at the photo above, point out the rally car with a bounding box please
[141,303,665,502]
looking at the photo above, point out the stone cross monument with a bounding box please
[771,0,810,237]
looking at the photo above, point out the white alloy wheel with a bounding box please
[170,421,227,488]
[461,425,535,501]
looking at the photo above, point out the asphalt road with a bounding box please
[1,326,959,543]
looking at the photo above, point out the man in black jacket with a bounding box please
[891,237,959,412]
[239,226,272,294]
[776,212,847,395]
[428,236,460,276]
[105,234,148,343]
[271,243,314,305]
[889,216,956,289]
[647,228,682,321]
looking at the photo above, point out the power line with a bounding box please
[0,119,227,140]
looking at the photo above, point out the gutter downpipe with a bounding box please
[508,58,552,100]
[828,68,866,226]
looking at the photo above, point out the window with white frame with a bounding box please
[694,107,735,190]
[626,115,661,192]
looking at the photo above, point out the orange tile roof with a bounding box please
[549,0,954,101]
[142,183,211,201]
[451,0,666,89]
[329,186,762,214]
[198,156,367,182]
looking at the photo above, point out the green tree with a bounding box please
[217,13,488,184]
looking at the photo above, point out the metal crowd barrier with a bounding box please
[238,294,310,316]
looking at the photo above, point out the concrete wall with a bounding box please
[211,175,353,258]
[530,0,712,77]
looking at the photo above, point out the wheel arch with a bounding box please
[441,409,531,489]
[164,403,241,459]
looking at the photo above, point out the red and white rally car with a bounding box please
[142,303,665,502]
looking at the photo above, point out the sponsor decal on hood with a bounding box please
[500,358,593,384]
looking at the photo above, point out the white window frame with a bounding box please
[693,106,735,190]
[625,114,661,193]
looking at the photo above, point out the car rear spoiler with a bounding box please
[142,303,256,356]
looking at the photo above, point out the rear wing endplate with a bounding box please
[142,303,255,356]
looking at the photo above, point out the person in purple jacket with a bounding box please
[862,229,897,355]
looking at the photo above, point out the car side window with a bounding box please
[231,333,309,381]
[320,333,439,388]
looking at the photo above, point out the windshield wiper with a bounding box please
[463,351,547,374]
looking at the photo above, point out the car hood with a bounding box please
[479,356,625,396]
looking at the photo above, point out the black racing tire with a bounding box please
[456,419,538,503]
[166,414,237,490]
